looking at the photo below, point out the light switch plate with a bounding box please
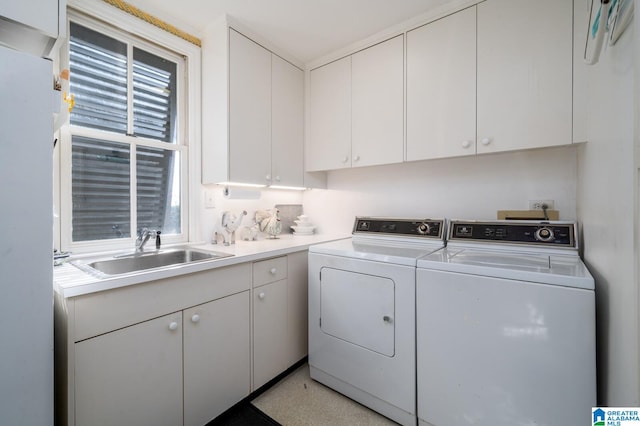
[205,190,215,209]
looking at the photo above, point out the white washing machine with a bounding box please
[309,217,446,426]
[416,220,596,426]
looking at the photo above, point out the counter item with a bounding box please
[291,214,316,235]
[239,222,260,241]
[255,208,282,239]
[213,210,247,245]
[275,204,303,234]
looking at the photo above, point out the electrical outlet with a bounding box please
[528,200,555,210]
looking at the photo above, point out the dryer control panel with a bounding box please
[449,220,576,248]
[353,217,444,239]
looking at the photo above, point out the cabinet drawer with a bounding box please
[73,263,251,342]
[253,256,287,287]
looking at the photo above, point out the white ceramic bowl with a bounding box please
[294,220,313,228]
[291,225,315,234]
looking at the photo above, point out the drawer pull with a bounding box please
[168,321,179,331]
[191,314,200,323]
[270,268,277,275]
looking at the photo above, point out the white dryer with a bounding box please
[309,217,446,426]
[416,220,596,426]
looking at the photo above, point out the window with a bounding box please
[62,16,188,249]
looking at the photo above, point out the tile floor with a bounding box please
[252,363,398,426]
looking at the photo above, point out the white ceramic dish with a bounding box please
[293,222,314,229]
[291,225,315,235]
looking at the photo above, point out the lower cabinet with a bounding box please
[286,251,309,365]
[183,292,250,426]
[58,252,309,425]
[74,291,250,426]
[253,279,289,389]
[252,251,309,390]
[75,312,184,426]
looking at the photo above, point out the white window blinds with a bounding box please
[69,21,181,243]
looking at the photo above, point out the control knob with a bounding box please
[417,222,431,235]
[535,227,555,242]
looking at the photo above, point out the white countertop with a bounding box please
[54,234,348,298]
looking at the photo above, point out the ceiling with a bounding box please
[125,0,453,63]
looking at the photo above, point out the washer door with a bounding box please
[320,267,395,356]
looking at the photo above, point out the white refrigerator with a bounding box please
[0,44,54,425]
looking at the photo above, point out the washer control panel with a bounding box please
[353,217,444,239]
[449,221,575,248]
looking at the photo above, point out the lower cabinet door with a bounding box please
[183,291,251,426]
[74,312,183,426]
[287,251,309,365]
[253,279,288,389]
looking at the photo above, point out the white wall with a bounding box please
[304,146,578,234]
[576,7,637,405]
[197,186,304,242]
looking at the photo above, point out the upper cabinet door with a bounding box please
[307,56,352,172]
[229,29,272,184]
[476,0,572,154]
[272,55,304,187]
[351,35,404,168]
[0,0,59,37]
[0,0,64,57]
[406,7,476,161]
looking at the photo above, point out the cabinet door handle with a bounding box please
[353,155,360,162]
[481,137,492,146]
[341,156,349,163]
[270,268,277,275]
[265,174,271,181]
[259,292,266,300]
[383,315,393,324]
[191,314,200,323]
[168,321,179,331]
[275,175,281,182]
[461,140,472,149]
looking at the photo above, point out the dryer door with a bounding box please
[320,268,395,356]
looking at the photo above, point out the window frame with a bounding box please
[57,5,201,253]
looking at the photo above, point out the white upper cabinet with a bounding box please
[272,54,304,187]
[229,29,272,185]
[307,56,352,172]
[407,0,574,160]
[0,0,65,57]
[1,1,58,36]
[202,25,305,187]
[476,0,573,153]
[352,35,404,168]
[307,35,404,172]
[406,7,476,161]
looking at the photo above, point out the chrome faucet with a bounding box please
[136,228,155,252]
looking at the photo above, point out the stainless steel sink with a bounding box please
[72,247,233,277]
